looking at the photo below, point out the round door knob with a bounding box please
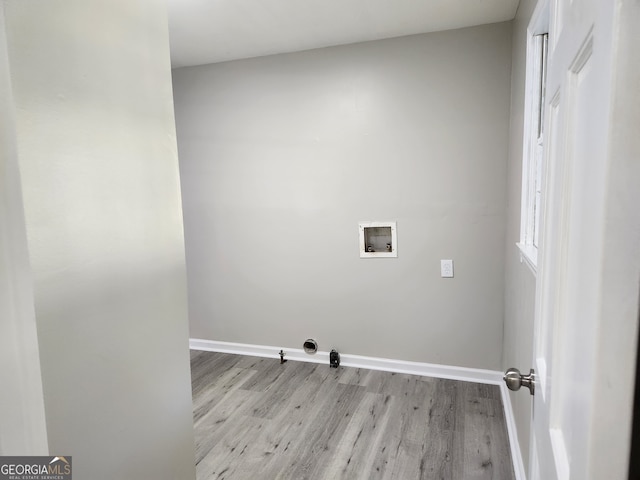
[503,367,535,395]
[504,368,523,390]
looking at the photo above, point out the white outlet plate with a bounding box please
[441,259,454,278]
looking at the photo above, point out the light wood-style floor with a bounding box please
[191,350,515,480]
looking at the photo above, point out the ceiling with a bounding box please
[168,0,520,68]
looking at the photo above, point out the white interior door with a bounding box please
[530,0,640,479]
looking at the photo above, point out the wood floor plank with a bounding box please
[190,351,515,480]
[254,375,346,479]
[461,384,515,480]
[247,361,321,419]
[320,390,395,480]
[196,414,267,479]
[194,387,262,463]
[246,364,345,474]
[191,352,243,397]
[193,367,254,425]
[281,383,368,479]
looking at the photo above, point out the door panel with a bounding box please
[530,0,618,479]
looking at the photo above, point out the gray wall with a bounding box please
[173,23,512,370]
[3,1,196,478]
[502,0,537,472]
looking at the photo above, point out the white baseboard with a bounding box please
[189,338,502,384]
[189,337,525,479]
[500,384,527,480]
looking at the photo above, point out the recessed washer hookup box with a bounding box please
[359,221,397,258]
